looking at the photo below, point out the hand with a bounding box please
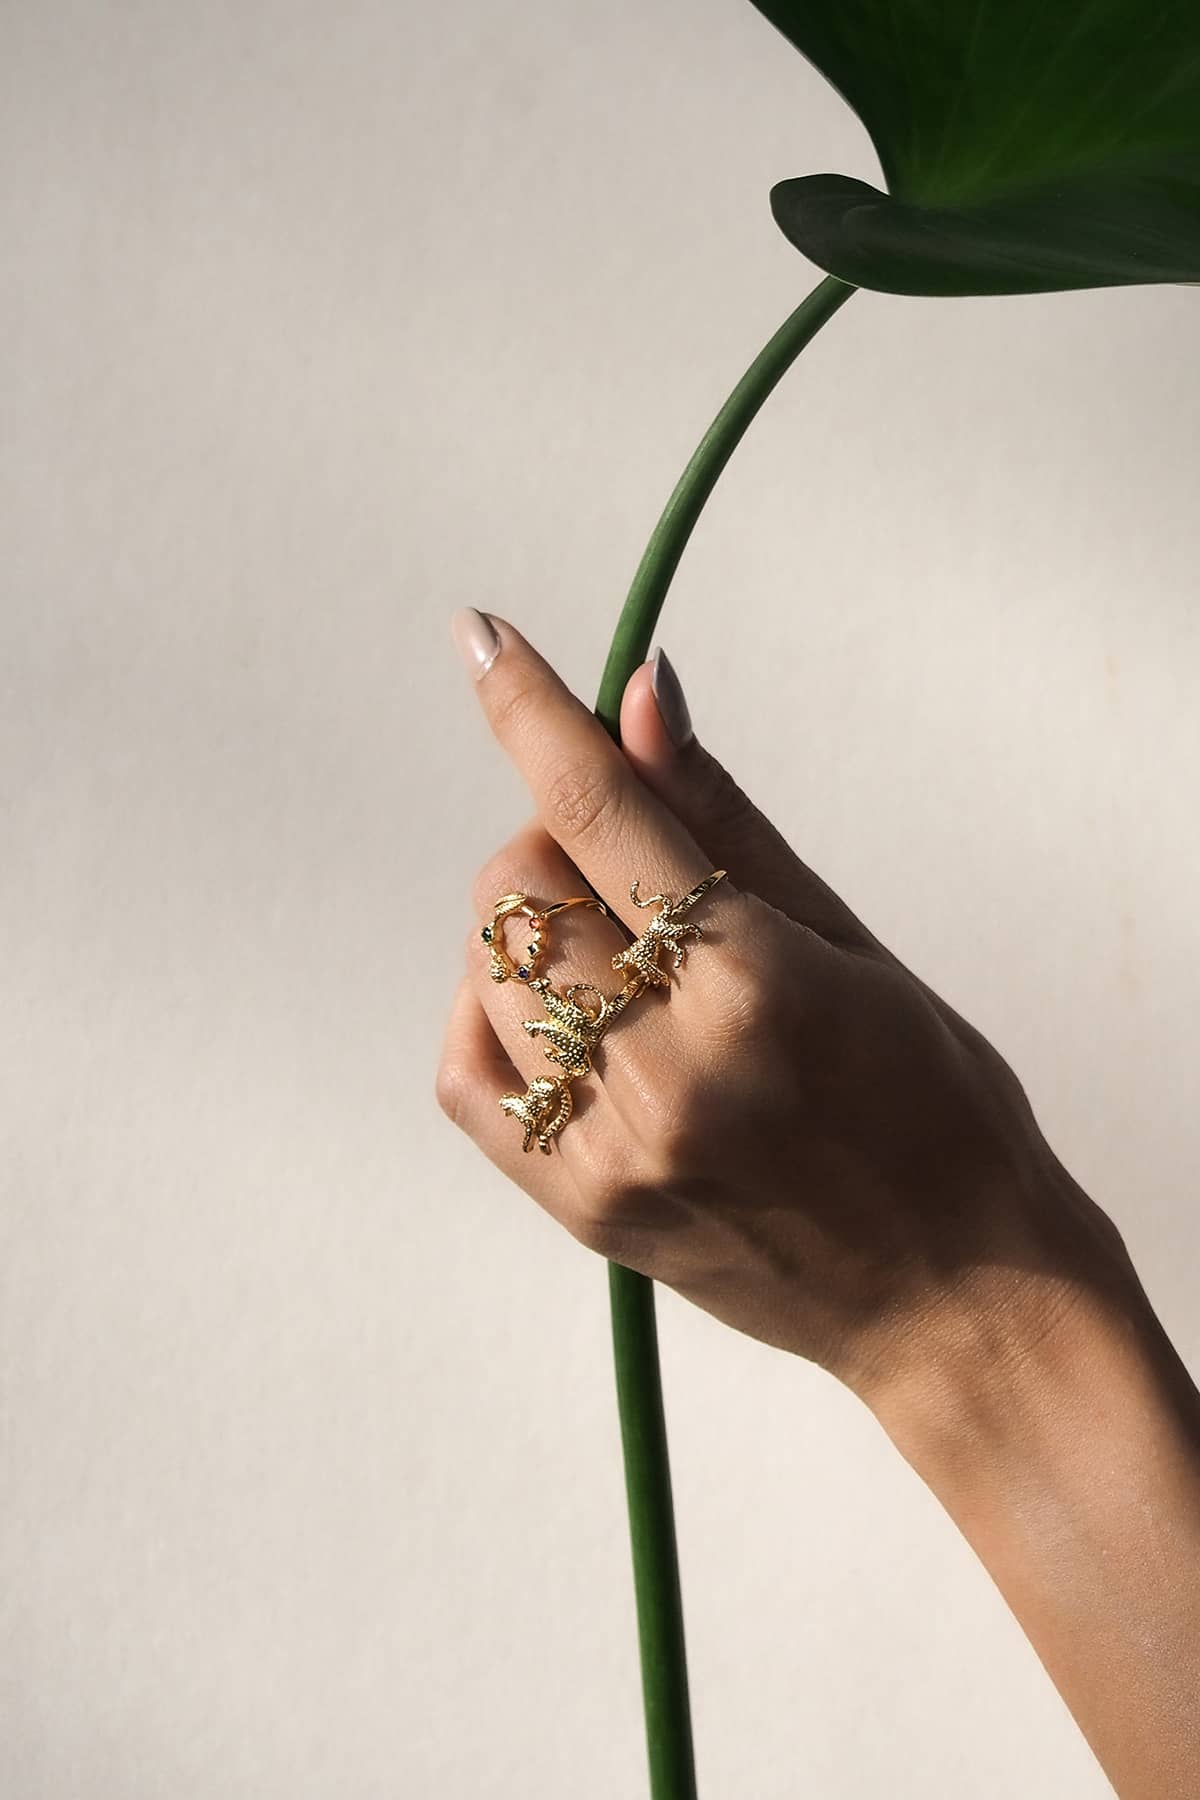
[438,610,1135,1419]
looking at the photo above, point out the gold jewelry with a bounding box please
[498,870,727,1153]
[498,976,637,1155]
[499,1076,574,1155]
[479,892,607,985]
[611,869,727,990]
[519,978,637,1079]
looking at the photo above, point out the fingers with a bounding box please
[464,824,651,1173]
[466,818,677,1139]
[436,977,679,1278]
[470,821,631,998]
[451,610,735,932]
[469,820,629,1096]
[619,651,880,951]
[436,978,582,1209]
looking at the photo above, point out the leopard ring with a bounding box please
[498,870,727,1153]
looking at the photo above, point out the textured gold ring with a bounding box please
[498,870,727,1154]
[479,892,607,985]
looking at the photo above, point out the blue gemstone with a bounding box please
[516,966,530,980]
[481,926,493,943]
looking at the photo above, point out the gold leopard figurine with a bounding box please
[521,978,635,1079]
[611,871,728,990]
[498,1075,573,1154]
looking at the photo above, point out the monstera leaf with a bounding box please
[753,0,1200,295]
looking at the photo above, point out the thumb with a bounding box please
[619,650,875,950]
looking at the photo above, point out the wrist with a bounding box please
[861,1178,1200,1799]
[861,1159,1197,1490]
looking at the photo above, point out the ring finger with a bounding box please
[437,978,584,1219]
[468,820,672,1165]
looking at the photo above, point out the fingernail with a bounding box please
[651,647,693,747]
[451,608,501,680]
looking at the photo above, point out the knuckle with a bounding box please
[629,1081,696,1169]
[471,850,514,922]
[690,993,762,1062]
[616,1070,712,1181]
[542,758,620,851]
[485,670,543,744]
[691,955,775,1055]
[647,1100,714,1177]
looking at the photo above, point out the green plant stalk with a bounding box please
[595,272,856,1799]
[594,274,856,735]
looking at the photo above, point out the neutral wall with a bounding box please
[4,2,1198,1795]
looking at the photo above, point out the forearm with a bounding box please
[870,1183,1200,1799]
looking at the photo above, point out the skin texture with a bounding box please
[438,611,1200,1797]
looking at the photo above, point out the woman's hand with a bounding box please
[439,610,1200,1799]
[437,609,1134,1420]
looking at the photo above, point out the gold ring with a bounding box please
[498,871,727,1153]
[479,892,607,985]
[611,869,727,990]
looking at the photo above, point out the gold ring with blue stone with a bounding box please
[479,891,608,986]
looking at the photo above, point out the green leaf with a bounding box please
[751,0,1200,295]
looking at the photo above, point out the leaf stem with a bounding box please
[596,272,855,1799]
[594,274,856,736]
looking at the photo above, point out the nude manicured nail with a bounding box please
[451,608,501,680]
[651,647,693,747]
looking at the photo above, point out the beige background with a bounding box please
[4,1,1199,1794]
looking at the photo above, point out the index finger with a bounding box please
[451,609,729,930]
